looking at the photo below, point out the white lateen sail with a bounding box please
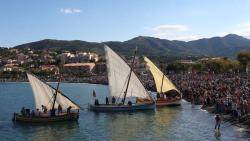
[144,57,180,93]
[105,45,151,102]
[27,73,80,110]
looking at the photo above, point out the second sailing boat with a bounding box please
[89,45,155,112]
[144,57,182,106]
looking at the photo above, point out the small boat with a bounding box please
[12,73,80,123]
[89,45,155,112]
[13,112,79,123]
[144,57,182,107]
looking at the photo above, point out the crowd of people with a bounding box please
[169,73,249,119]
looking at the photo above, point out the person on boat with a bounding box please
[67,106,72,114]
[163,93,166,99]
[35,109,40,116]
[112,96,116,104]
[214,114,221,130]
[25,109,31,117]
[106,97,109,105]
[94,99,99,105]
[160,93,164,99]
[31,110,35,117]
[58,104,62,115]
[156,93,160,100]
[21,107,25,116]
[121,99,125,104]
[50,109,56,117]
[128,100,132,106]
[41,105,47,113]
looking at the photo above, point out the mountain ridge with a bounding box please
[14,34,250,58]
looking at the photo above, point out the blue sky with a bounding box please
[1,0,250,47]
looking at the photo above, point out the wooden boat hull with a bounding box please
[89,102,155,112]
[156,99,181,107]
[12,112,79,123]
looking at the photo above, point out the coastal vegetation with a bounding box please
[166,53,249,73]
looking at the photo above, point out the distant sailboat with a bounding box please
[89,45,155,112]
[144,57,181,106]
[13,73,80,123]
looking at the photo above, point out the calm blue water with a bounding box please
[0,83,249,141]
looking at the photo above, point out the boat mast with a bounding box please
[52,63,63,111]
[160,62,165,94]
[52,75,61,111]
[122,47,137,105]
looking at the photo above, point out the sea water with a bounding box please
[0,83,249,141]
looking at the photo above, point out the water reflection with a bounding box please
[13,121,80,141]
[90,107,182,141]
[153,107,181,139]
[103,111,156,141]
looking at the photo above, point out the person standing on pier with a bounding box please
[214,114,221,131]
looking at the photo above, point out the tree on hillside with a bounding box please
[237,51,250,71]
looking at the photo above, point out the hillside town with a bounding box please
[0,47,108,83]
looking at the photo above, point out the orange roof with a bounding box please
[64,63,95,70]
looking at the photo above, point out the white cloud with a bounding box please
[231,22,250,38]
[150,24,203,41]
[60,8,82,14]
[147,22,250,41]
[153,24,188,32]
[152,24,188,37]
[171,35,203,41]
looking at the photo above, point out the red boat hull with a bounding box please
[156,99,181,107]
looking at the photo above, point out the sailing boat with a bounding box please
[12,73,80,123]
[144,57,182,106]
[89,45,155,112]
